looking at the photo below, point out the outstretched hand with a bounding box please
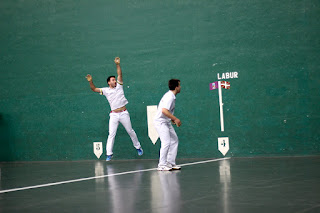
[86,74,92,82]
[114,57,120,65]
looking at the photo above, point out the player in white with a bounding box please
[86,57,143,161]
[154,79,182,171]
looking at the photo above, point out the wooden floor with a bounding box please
[0,156,319,213]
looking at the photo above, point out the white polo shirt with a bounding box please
[154,90,176,124]
[100,81,128,111]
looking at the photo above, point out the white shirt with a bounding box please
[100,81,128,111]
[154,90,176,123]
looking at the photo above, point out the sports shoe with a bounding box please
[137,148,143,156]
[106,155,113,161]
[157,166,172,171]
[167,163,181,170]
[172,165,181,170]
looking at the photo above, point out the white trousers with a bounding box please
[154,122,179,167]
[106,110,141,155]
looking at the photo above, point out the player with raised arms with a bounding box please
[86,57,143,161]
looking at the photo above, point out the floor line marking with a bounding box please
[179,157,230,167]
[0,157,230,194]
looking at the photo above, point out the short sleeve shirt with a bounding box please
[100,81,128,111]
[154,90,176,123]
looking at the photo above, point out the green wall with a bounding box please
[1,0,319,161]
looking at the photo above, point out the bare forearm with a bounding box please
[162,108,177,120]
[116,64,123,83]
[89,81,97,92]
[162,108,181,126]
[85,74,100,93]
[116,64,122,75]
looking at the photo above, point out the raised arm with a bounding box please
[114,57,123,84]
[85,74,100,93]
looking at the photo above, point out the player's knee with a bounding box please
[108,132,117,138]
[161,143,170,149]
[127,129,135,135]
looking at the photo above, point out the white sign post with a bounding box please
[218,81,224,132]
[93,142,103,159]
[218,137,229,156]
[147,105,159,144]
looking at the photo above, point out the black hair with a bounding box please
[168,79,180,90]
[107,76,116,82]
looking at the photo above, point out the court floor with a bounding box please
[0,156,319,213]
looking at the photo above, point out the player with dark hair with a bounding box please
[86,57,143,161]
[154,79,182,171]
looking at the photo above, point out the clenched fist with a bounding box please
[114,57,120,65]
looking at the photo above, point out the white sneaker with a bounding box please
[157,166,172,171]
[172,165,181,170]
[167,163,181,170]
